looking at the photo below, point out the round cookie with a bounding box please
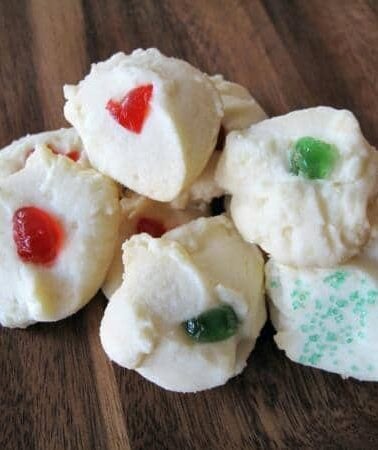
[0,128,89,177]
[216,107,378,267]
[102,191,208,300]
[100,216,266,392]
[0,144,119,328]
[266,222,378,381]
[64,48,223,201]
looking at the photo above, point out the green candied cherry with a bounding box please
[182,304,239,343]
[290,136,339,179]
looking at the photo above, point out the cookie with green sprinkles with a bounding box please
[266,225,378,380]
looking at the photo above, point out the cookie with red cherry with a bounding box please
[64,48,223,201]
[102,190,208,300]
[0,143,119,328]
[0,127,89,177]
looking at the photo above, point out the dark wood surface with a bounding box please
[1,1,378,449]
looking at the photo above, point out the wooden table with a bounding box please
[1,1,378,449]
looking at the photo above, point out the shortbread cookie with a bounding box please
[102,191,207,299]
[64,48,223,201]
[210,74,267,132]
[266,217,378,381]
[0,145,119,328]
[100,216,266,392]
[216,107,378,267]
[0,128,88,177]
[172,78,267,210]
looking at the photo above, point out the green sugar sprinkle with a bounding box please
[292,280,377,370]
[291,285,310,310]
[323,271,349,289]
[326,332,337,342]
[270,279,280,289]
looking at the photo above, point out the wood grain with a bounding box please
[1,1,378,449]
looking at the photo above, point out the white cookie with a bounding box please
[0,128,89,177]
[100,216,266,392]
[102,191,207,300]
[266,224,378,380]
[209,74,267,131]
[171,77,267,210]
[216,107,378,267]
[64,48,223,201]
[0,145,119,328]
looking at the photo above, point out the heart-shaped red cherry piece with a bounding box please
[13,206,64,265]
[136,217,166,238]
[106,84,153,134]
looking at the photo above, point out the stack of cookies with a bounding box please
[2,48,377,391]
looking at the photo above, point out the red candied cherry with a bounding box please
[106,84,153,134]
[48,145,80,162]
[136,217,166,238]
[13,206,64,265]
[65,150,80,162]
[26,147,80,162]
